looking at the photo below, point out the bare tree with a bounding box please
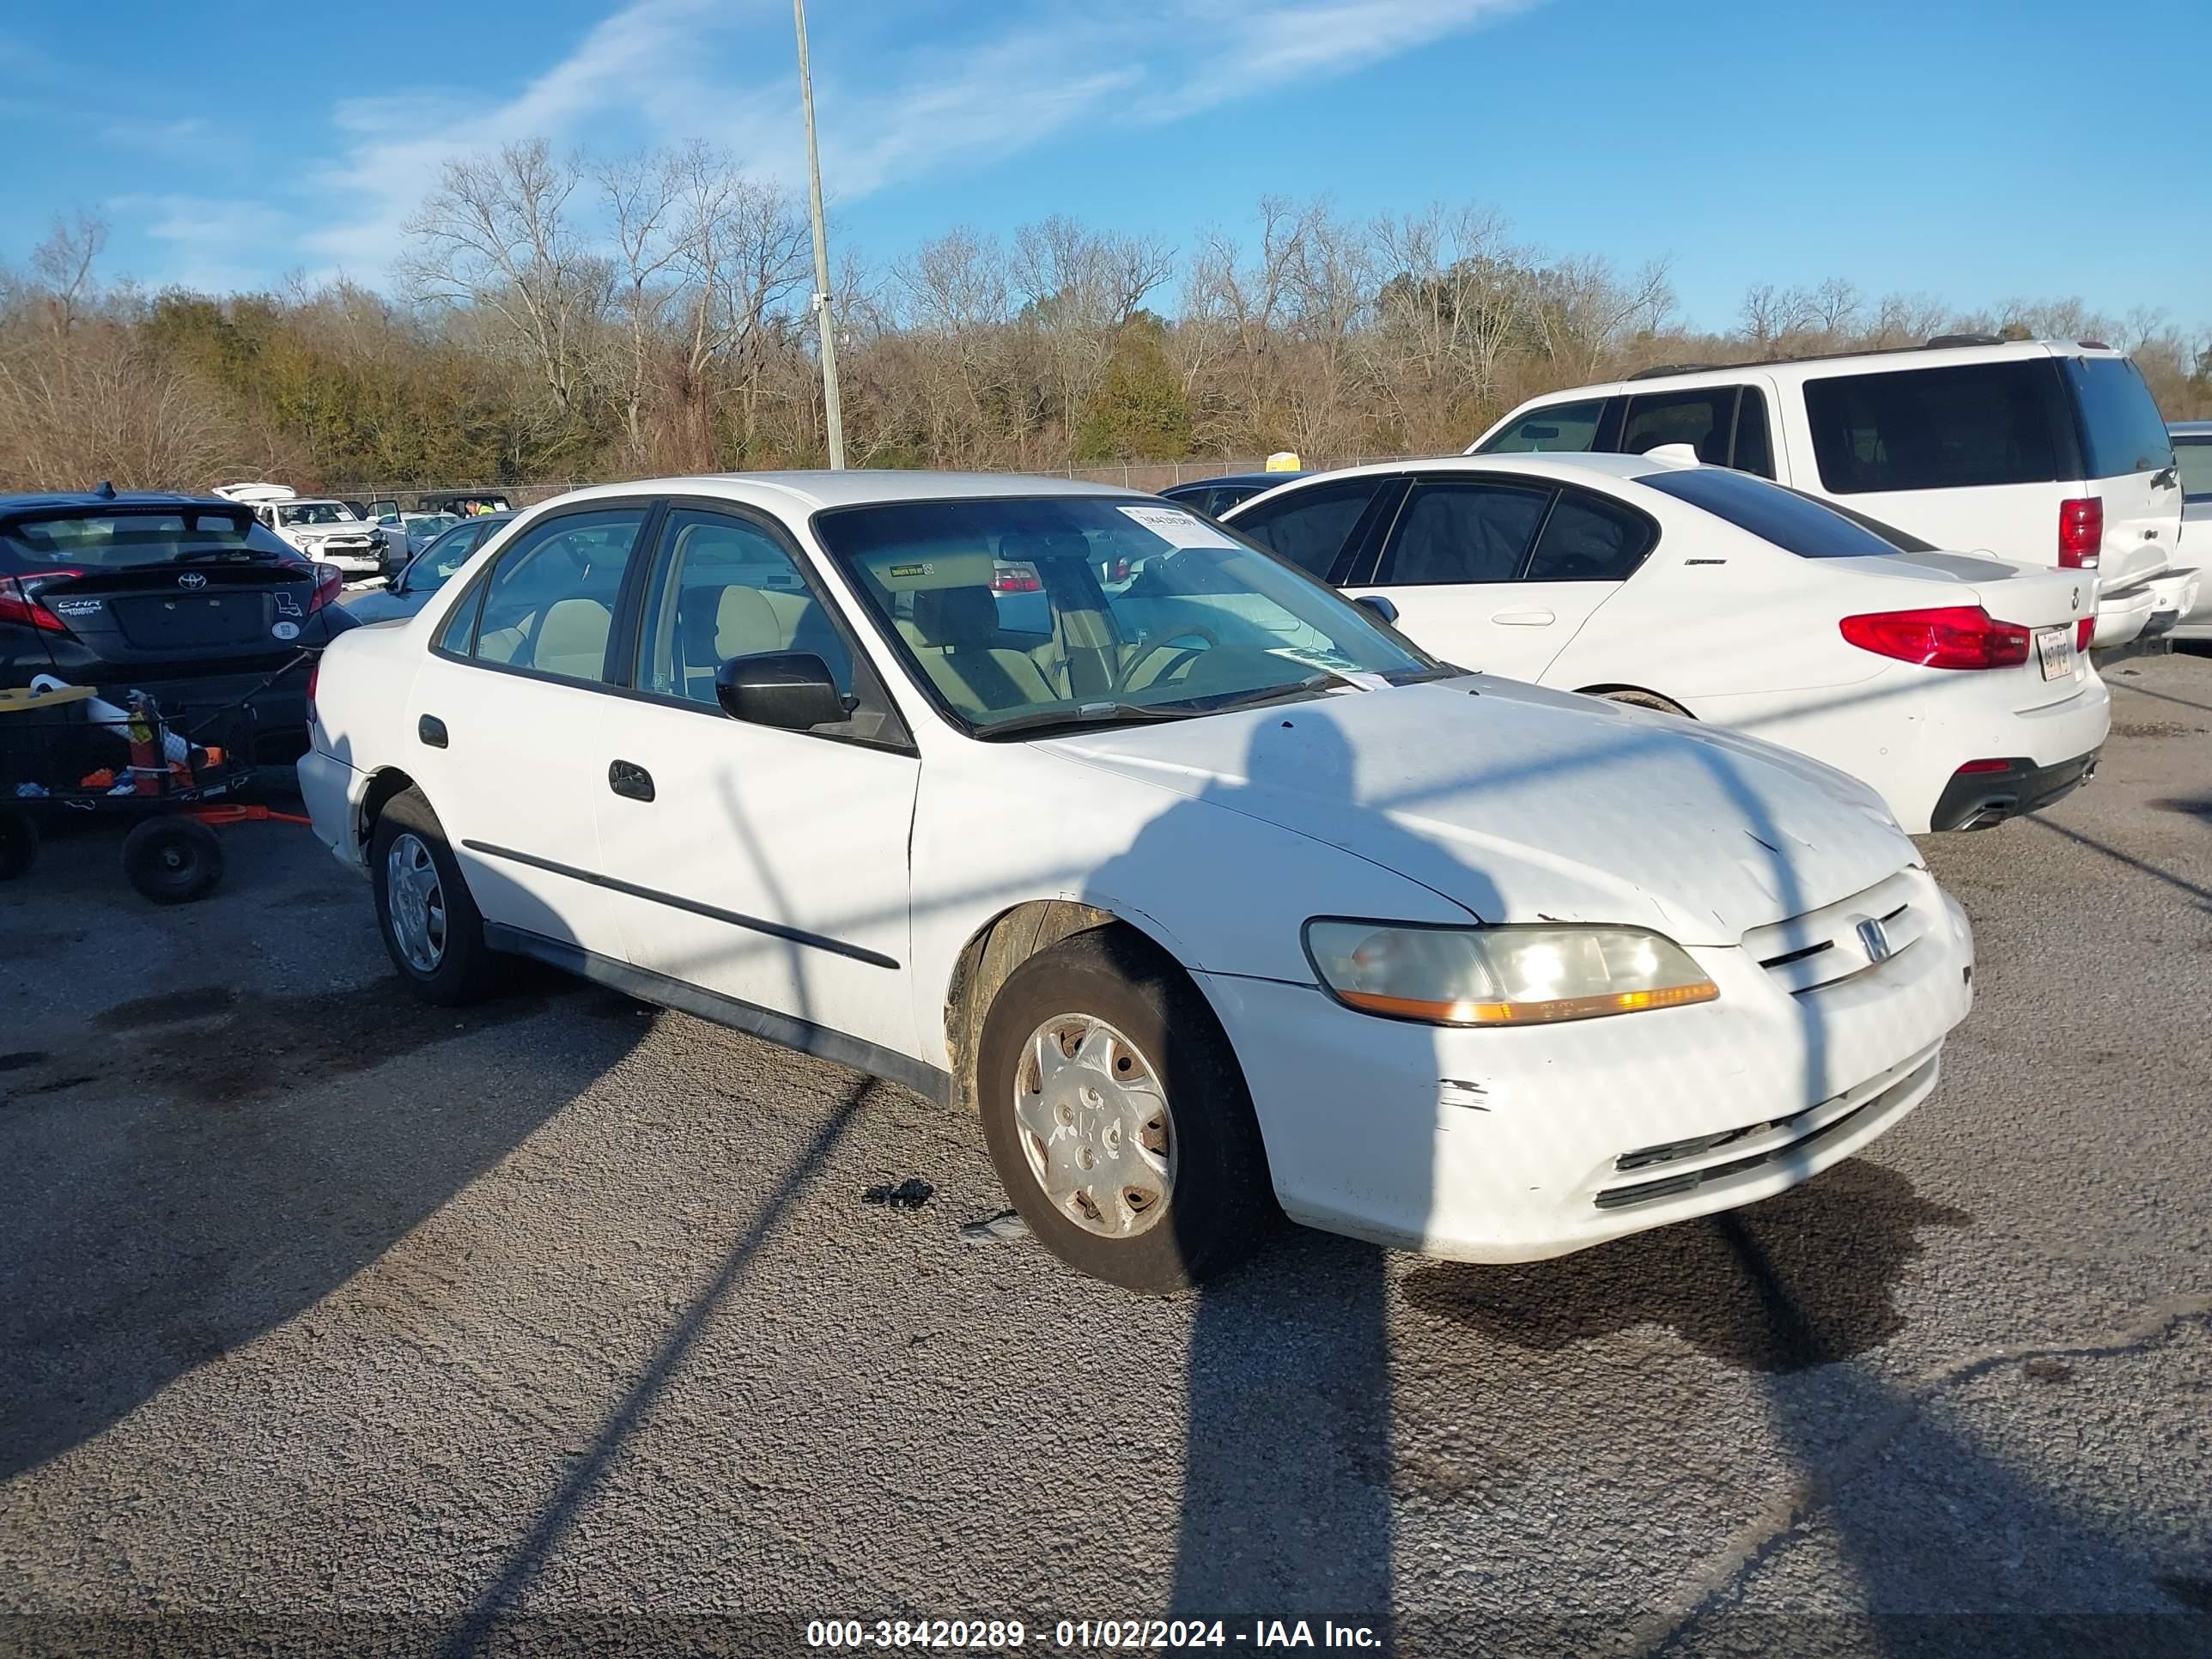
[400,140,610,418]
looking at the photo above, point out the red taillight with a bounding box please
[990,564,1041,593]
[2075,615,2094,653]
[1838,605,2032,670]
[1954,758,2011,775]
[305,561,343,612]
[305,659,320,716]
[2058,497,2102,569]
[0,569,82,632]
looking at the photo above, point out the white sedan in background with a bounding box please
[300,472,1973,1290]
[1224,454,2111,835]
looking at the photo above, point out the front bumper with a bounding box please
[1927,749,2098,831]
[1197,868,1974,1262]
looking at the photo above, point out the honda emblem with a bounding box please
[178,571,208,589]
[1856,918,1893,962]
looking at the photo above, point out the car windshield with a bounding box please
[813,495,1443,732]
[279,501,355,526]
[1640,466,1908,559]
[3,508,291,569]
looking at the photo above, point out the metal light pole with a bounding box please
[793,0,846,469]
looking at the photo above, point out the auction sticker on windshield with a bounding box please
[1117,504,1239,549]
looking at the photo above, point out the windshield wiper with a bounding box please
[972,702,1196,741]
[1196,671,1361,713]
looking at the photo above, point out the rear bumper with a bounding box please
[2144,568,2203,634]
[296,745,368,872]
[1929,749,2098,832]
[2091,585,2160,648]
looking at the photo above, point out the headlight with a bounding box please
[1304,920,1718,1026]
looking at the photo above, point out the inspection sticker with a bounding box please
[1116,504,1241,549]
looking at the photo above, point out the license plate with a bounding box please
[2035,626,2075,680]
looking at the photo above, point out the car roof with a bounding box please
[1168,471,1310,489]
[1497,339,2128,410]
[537,471,1144,514]
[0,490,246,521]
[1235,452,1671,500]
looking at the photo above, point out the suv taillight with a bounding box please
[1839,605,2032,670]
[2059,497,2102,569]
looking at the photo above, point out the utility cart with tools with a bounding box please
[0,676,308,902]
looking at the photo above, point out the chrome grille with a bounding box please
[1741,868,1929,996]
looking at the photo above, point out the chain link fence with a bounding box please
[337,454,1430,508]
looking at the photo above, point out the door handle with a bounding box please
[418,714,447,748]
[1492,608,1556,626]
[608,759,655,803]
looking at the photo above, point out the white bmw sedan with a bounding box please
[1223,455,2112,835]
[300,472,1975,1290]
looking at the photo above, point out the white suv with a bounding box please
[1470,339,2185,649]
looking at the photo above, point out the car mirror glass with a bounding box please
[1353,593,1400,626]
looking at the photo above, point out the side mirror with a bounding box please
[1352,593,1400,627]
[714,652,852,731]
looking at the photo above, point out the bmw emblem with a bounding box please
[178,571,208,589]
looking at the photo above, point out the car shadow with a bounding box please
[0,849,651,1484]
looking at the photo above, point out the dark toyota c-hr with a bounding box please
[1,489,356,760]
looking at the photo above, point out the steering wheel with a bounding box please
[1115,623,1221,693]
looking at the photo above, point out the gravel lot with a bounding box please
[3,653,2209,1658]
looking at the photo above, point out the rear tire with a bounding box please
[0,807,38,881]
[369,786,501,1006]
[975,927,1276,1291]
[1596,687,1691,716]
[122,817,223,904]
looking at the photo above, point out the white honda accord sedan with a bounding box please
[299,472,1975,1290]
[1222,454,2112,835]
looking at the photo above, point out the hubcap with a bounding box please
[1013,1014,1175,1239]
[385,832,447,974]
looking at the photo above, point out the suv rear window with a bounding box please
[1802,360,2075,494]
[1479,399,1606,453]
[3,508,290,570]
[2062,356,2174,479]
[1641,467,1905,560]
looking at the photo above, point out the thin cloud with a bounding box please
[289,0,1540,285]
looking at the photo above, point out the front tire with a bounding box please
[1597,687,1691,716]
[369,786,501,1006]
[975,927,1276,1291]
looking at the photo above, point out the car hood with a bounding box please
[1040,677,1917,947]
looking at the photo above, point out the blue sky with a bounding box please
[4,0,2208,332]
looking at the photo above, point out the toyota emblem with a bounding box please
[178,571,208,589]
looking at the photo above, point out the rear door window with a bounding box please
[1479,398,1607,453]
[1731,386,1775,478]
[1230,477,1389,579]
[1642,467,1905,558]
[1371,481,1552,585]
[1523,490,1656,581]
[1620,388,1737,464]
[2061,356,2176,479]
[445,506,650,683]
[2175,437,2212,502]
[1802,360,2075,494]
